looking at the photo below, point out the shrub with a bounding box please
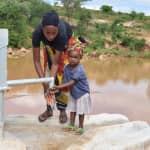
[95,23,109,35]
[130,38,145,51]
[121,36,145,51]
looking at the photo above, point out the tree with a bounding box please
[75,8,92,36]
[56,0,91,22]
[137,12,145,20]
[100,5,113,14]
[129,11,137,20]
[0,0,30,47]
[0,0,52,47]
[110,19,124,42]
[29,0,52,27]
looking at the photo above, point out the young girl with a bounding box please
[50,48,91,134]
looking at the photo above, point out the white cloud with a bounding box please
[113,6,132,13]
[44,0,150,16]
[136,0,150,3]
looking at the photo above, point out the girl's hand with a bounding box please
[49,85,58,94]
[52,85,58,91]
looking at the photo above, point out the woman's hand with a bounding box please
[43,83,49,94]
[44,92,55,105]
[43,83,54,105]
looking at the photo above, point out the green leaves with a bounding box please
[0,0,51,48]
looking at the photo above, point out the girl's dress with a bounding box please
[63,64,92,114]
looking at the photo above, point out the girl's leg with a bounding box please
[75,114,85,134]
[79,114,84,128]
[64,112,76,131]
[70,112,76,126]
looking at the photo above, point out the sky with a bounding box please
[44,0,150,16]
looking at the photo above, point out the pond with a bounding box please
[5,52,150,124]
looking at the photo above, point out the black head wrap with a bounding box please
[42,10,59,27]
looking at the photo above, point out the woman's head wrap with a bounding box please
[42,10,59,27]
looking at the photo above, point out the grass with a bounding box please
[85,48,150,58]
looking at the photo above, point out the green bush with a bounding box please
[121,36,145,51]
[143,24,150,31]
[95,23,109,35]
[89,37,105,50]
[110,19,124,41]
[100,5,114,14]
[130,38,145,51]
[121,36,132,47]
[142,51,150,58]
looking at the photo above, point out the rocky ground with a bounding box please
[7,48,32,58]
[1,114,150,150]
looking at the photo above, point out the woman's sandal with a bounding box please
[75,128,84,135]
[63,125,76,132]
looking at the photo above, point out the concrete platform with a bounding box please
[1,114,150,150]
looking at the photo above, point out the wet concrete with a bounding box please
[2,114,150,150]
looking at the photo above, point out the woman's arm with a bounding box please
[33,47,48,92]
[50,49,62,77]
[33,47,44,78]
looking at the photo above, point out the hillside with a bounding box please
[0,0,150,57]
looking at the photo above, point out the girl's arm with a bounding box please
[55,80,75,90]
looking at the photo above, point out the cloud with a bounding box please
[44,0,150,16]
[44,0,54,4]
[136,0,150,3]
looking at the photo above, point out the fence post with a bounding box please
[0,29,8,138]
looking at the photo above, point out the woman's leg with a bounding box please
[55,54,68,124]
[38,48,53,122]
[38,104,53,122]
[55,90,68,124]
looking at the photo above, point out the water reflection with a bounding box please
[147,81,150,99]
[82,57,150,85]
[5,52,150,124]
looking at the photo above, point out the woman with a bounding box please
[32,10,73,123]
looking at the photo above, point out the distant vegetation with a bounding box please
[0,0,150,57]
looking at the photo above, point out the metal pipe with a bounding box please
[0,46,6,49]
[7,77,54,87]
[0,77,54,91]
[0,29,8,138]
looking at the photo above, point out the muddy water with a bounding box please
[5,52,150,124]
